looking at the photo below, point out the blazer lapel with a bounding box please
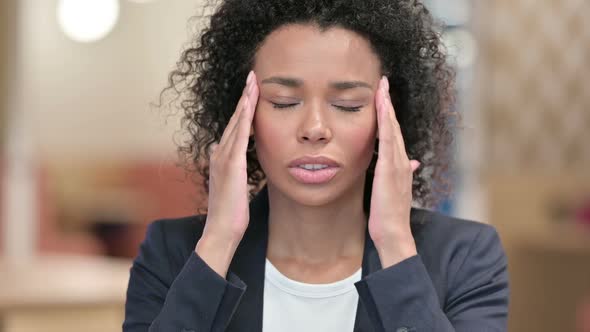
[353,225,382,331]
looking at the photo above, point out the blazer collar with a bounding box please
[225,185,417,331]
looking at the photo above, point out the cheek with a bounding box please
[345,125,377,158]
[340,114,378,167]
[346,109,377,149]
[252,108,287,154]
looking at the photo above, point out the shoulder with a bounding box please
[148,214,207,241]
[147,214,207,248]
[410,207,500,251]
[139,215,208,272]
[410,208,508,299]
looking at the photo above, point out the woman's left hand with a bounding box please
[368,76,420,269]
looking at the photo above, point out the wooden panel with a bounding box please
[485,172,590,332]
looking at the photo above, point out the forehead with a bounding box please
[253,24,381,83]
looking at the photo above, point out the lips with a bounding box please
[287,155,341,184]
[288,156,340,168]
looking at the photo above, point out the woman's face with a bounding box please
[252,23,382,206]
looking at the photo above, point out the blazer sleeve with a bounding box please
[354,224,509,332]
[123,220,248,332]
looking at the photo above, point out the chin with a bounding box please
[288,188,341,207]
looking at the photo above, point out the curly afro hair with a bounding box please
[162,0,457,213]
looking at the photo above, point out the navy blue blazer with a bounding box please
[124,186,509,331]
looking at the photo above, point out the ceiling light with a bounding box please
[57,0,120,43]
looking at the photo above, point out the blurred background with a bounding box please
[0,0,588,331]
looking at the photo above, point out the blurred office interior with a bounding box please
[1,0,589,331]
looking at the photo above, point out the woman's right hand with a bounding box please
[195,71,259,277]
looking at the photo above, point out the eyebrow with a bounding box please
[260,76,372,90]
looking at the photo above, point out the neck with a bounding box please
[266,182,367,265]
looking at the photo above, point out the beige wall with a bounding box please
[0,0,17,145]
[1,0,19,257]
[16,0,203,163]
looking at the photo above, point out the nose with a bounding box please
[297,102,332,144]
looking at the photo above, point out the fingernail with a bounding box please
[383,76,389,91]
[246,71,253,84]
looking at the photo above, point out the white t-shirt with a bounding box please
[263,258,362,332]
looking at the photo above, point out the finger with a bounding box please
[375,77,383,143]
[375,77,393,162]
[230,73,259,155]
[220,72,253,147]
[219,72,253,147]
[223,95,249,155]
[223,71,258,156]
[410,160,421,172]
[381,76,409,159]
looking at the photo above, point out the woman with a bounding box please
[124,0,509,331]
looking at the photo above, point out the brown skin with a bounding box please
[196,23,419,283]
[252,24,381,282]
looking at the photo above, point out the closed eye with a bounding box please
[271,102,362,112]
[271,102,299,109]
[335,105,362,112]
